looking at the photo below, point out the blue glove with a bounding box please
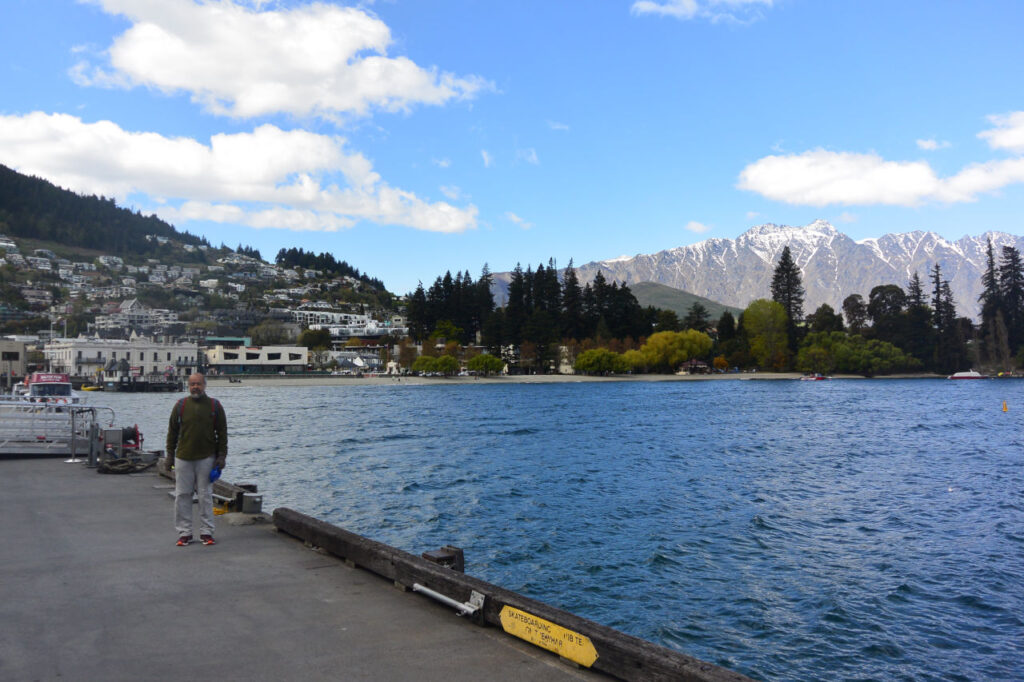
[209,467,221,482]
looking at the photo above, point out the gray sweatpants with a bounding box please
[174,455,215,538]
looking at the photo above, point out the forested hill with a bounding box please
[0,163,207,255]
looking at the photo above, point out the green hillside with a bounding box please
[630,281,741,321]
[0,163,212,260]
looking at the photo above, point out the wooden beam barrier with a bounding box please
[272,507,752,682]
[158,457,261,513]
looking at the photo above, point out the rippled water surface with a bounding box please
[104,379,1024,681]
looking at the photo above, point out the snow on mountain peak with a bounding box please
[564,221,1024,320]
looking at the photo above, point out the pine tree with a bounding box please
[682,302,711,332]
[903,272,934,365]
[407,283,430,342]
[561,259,584,341]
[770,246,805,356]
[979,238,1001,365]
[931,263,968,373]
[998,245,1024,353]
[505,264,527,346]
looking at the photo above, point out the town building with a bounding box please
[93,299,179,332]
[43,336,199,380]
[0,338,29,383]
[204,344,308,375]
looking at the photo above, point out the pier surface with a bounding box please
[0,458,607,681]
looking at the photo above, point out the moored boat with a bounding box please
[12,372,82,404]
[799,373,831,381]
[948,370,988,380]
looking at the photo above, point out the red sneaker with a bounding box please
[200,535,215,546]
[176,536,191,547]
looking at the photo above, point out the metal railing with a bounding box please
[0,400,113,457]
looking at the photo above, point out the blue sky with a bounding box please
[3,0,1024,294]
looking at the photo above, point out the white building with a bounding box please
[44,336,199,379]
[290,308,370,327]
[25,256,52,271]
[205,344,308,374]
[97,255,124,270]
[93,299,179,331]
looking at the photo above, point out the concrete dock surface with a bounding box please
[0,458,609,681]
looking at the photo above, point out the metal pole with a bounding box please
[411,583,482,617]
[65,407,82,463]
[87,419,99,468]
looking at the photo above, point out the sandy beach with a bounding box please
[206,371,942,388]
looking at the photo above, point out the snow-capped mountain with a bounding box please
[493,221,1024,320]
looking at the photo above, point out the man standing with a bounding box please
[166,373,227,546]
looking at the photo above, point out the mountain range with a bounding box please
[494,221,1024,321]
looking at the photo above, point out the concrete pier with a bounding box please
[1,458,752,681]
[0,459,607,681]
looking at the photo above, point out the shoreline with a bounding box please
[206,371,946,388]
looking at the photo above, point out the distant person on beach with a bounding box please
[166,373,227,547]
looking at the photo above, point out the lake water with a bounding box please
[99,379,1023,681]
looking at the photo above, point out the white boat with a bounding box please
[12,372,82,404]
[948,370,988,380]
[799,374,830,381]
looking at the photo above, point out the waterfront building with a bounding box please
[44,336,199,380]
[204,344,308,375]
[0,338,29,382]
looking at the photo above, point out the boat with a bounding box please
[81,385,104,392]
[799,374,831,381]
[11,373,82,404]
[948,370,988,380]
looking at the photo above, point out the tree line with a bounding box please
[406,260,660,372]
[741,242,1024,375]
[274,247,385,290]
[0,164,276,267]
[0,163,206,256]
[403,243,1024,377]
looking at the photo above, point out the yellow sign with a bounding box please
[499,606,598,667]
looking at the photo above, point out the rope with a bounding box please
[96,457,156,474]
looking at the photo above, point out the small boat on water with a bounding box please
[11,372,82,404]
[799,373,831,381]
[948,370,988,380]
[81,385,104,392]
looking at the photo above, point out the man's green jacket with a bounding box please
[166,395,227,462]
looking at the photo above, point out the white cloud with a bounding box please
[432,158,452,168]
[979,111,1024,153]
[439,185,461,200]
[481,150,493,168]
[631,0,699,19]
[835,211,857,223]
[0,112,478,233]
[505,211,532,229]
[516,148,539,164]
[916,138,950,151]
[738,149,940,206]
[72,0,490,120]
[684,220,711,233]
[738,121,1024,207]
[631,0,772,22]
[547,120,570,131]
